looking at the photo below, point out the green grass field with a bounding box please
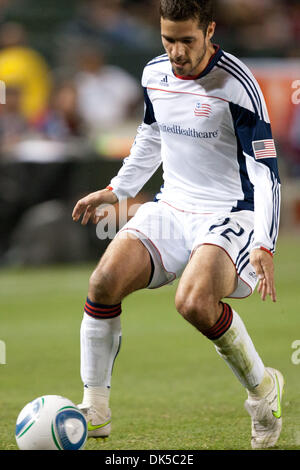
[0,235,299,451]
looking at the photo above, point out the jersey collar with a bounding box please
[173,44,223,81]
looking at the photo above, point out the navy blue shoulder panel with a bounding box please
[229,102,280,183]
[231,137,254,213]
[143,87,156,125]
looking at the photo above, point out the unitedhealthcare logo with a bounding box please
[158,123,219,139]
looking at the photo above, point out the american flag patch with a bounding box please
[194,102,212,117]
[252,139,277,160]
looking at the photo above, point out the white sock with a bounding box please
[213,310,265,390]
[80,313,122,406]
[82,385,110,412]
[248,368,274,399]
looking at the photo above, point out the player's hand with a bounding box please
[250,248,276,302]
[72,189,118,225]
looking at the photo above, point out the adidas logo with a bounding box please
[160,75,169,87]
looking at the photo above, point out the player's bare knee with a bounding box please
[175,291,218,330]
[88,265,121,305]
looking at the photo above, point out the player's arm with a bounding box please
[230,90,280,302]
[72,87,162,225]
[108,95,162,202]
[246,155,279,302]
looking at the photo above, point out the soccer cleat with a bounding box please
[77,404,111,438]
[244,367,284,449]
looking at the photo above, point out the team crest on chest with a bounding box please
[194,102,212,118]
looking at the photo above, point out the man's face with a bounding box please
[161,17,215,77]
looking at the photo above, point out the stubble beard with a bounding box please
[173,42,207,77]
[187,42,207,76]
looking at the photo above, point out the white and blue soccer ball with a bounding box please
[15,395,87,450]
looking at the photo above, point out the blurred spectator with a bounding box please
[216,0,299,57]
[0,84,30,153]
[0,22,52,122]
[287,1,300,57]
[58,0,160,54]
[73,41,142,136]
[0,0,10,21]
[32,80,84,141]
[122,0,160,36]
[239,1,293,54]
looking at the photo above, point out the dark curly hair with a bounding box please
[159,0,215,33]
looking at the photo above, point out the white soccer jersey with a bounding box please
[109,46,281,254]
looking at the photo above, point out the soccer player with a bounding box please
[72,0,284,449]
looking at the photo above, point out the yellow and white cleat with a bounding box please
[77,404,111,439]
[244,367,284,449]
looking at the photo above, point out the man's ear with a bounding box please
[206,21,216,41]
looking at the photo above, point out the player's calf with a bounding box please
[79,235,153,438]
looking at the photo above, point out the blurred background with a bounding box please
[0,0,299,266]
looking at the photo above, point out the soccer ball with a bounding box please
[15,395,88,450]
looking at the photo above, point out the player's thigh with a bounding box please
[89,232,152,301]
[175,244,237,311]
[118,201,190,289]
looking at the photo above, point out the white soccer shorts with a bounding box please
[117,201,258,298]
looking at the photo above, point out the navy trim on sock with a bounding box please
[202,303,233,340]
[84,297,122,319]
